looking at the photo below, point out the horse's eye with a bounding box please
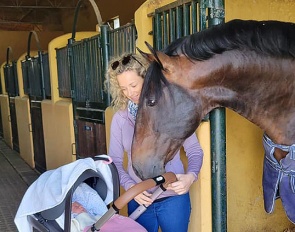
[147,99,156,106]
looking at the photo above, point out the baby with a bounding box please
[71,201,87,218]
[71,183,108,232]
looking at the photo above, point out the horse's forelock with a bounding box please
[139,61,169,108]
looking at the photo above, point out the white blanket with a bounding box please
[71,212,101,232]
[15,156,114,232]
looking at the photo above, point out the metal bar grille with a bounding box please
[42,53,51,98]
[21,53,51,99]
[56,46,71,98]
[21,60,30,95]
[86,36,104,103]
[3,62,19,97]
[153,0,201,50]
[29,58,42,97]
[108,23,137,58]
[72,41,87,102]
[71,35,105,105]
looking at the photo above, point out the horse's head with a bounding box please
[131,44,202,180]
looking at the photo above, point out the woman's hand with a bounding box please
[128,184,153,206]
[166,173,196,195]
[134,191,153,206]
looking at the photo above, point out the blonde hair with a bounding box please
[104,53,148,111]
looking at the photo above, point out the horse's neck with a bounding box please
[198,51,295,145]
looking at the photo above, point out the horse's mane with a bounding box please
[139,19,295,106]
[165,19,295,59]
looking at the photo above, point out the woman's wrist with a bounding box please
[187,172,198,182]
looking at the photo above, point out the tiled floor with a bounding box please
[0,138,39,231]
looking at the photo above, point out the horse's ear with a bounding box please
[144,41,164,70]
[138,42,174,72]
[136,46,154,63]
[154,51,174,73]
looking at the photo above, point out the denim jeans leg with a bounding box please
[157,193,191,232]
[128,199,159,232]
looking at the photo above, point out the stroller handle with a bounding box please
[114,172,177,210]
[129,181,169,220]
[88,172,177,232]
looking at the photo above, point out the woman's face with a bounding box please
[117,70,144,104]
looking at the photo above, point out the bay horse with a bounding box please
[131,19,295,223]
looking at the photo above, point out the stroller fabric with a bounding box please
[15,156,113,232]
[98,214,147,232]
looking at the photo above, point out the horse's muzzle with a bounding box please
[133,161,165,180]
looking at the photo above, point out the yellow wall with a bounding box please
[43,32,98,170]
[0,62,12,148]
[14,52,38,168]
[135,0,172,53]
[226,111,294,231]
[0,95,12,148]
[135,0,295,231]
[193,122,212,232]
[15,96,34,167]
[225,0,295,231]
[0,62,7,95]
[42,99,76,169]
[0,31,63,67]
[225,0,295,22]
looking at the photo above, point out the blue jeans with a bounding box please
[128,193,191,232]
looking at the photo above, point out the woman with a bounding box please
[105,53,204,232]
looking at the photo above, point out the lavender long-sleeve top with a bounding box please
[108,109,204,198]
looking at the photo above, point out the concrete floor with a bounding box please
[0,138,39,232]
